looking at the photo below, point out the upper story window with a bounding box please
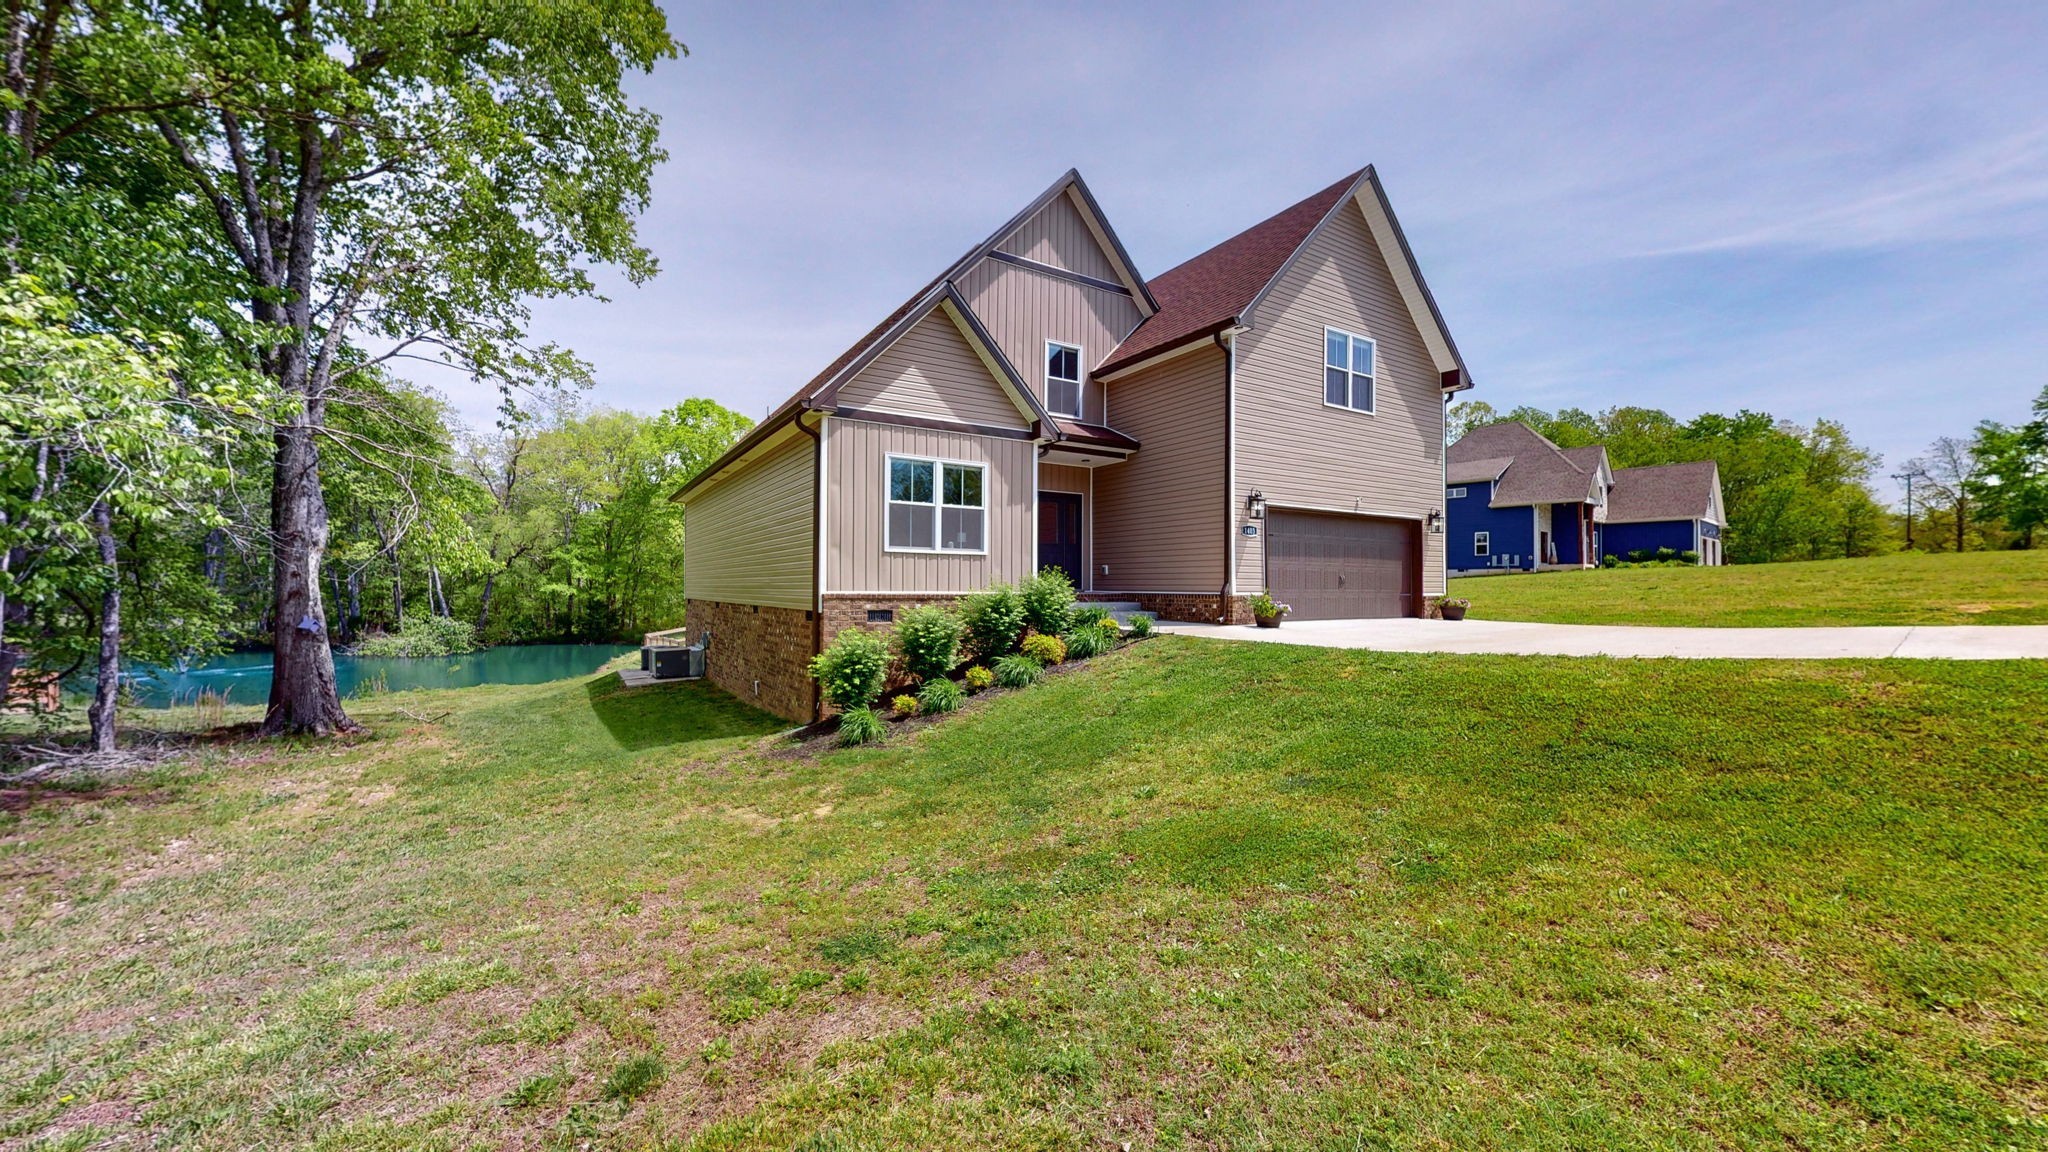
[887,455,986,553]
[1447,486,1468,499]
[1324,327,1376,414]
[1046,341,1082,418]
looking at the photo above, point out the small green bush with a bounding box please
[1248,591,1289,620]
[963,665,994,693]
[1069,604,1115,630]
[894,605,961,682]
[1602,554,1619,567]
[1655,547,1678,562]
[352,613,480,658]
[1020,632,1067,666]
[1062,622,1116,660]
[836,706,885,746]
[992,654,1041,689]
[889,694,920,718]
[917,677,963,714]
[961,583,1027,660]
[810,628,890,712]
[1680,550,1701,564]
[1020,568,1075,637]
[1125,614,1154,638]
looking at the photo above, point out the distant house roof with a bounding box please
[1094,167,1473,390]
[1607,460,1723,524]
[1446,422,1603,507]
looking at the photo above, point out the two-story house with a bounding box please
[673,167,1474,721]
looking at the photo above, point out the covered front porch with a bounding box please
[1037,418,1137,593]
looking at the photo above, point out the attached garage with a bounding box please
[1265,510,1420,620]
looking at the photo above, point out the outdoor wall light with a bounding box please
[1427,509,1445,534]
[1247,490,1267,520]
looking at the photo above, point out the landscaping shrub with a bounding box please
[836,706,885,746]
[352,613,480,658]
[1062,622,1116,660]
[810,628,890,712]
[1602,554,1619,567]
[1125,614,1154,638]
[893,605,961,682]
[890,694,920,718]
[1069,604,1115,630]
[963,665,994,693]
[962,583,1027,659]
[1655,547,1678,562]
[1680,550,1701,564]
[1020,567,1075,637]
[917,677,963,714]
[992,654,1041,688]
[1021,632,1067,666]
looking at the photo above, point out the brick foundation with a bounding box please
[684,600,817,724]
[1082,592,1254,625]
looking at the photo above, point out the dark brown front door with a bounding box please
[1038,492,1083,586]
[1266,510,1419,619]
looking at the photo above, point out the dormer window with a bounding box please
[1046,341,1082,417]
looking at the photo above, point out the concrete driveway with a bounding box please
[1155,617,2048,660]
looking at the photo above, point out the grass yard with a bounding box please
[1452,548,2048,627]
[4,640,2046,1150]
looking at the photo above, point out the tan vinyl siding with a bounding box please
[956,256,1142,426]
[825,417,1035,593]
[1037,461,1093,590]
[995,189,1121,282]
[1233,197,1448,596]
[833,308,1029,430]
[1094,346,1228,592]
[682,428,815,610]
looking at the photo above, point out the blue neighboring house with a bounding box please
[1445,422,1726,573]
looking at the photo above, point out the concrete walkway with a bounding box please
[1156,617,2048,660]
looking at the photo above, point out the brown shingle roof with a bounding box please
[1050,418,1139,452]
[1607,460,1720,523]
[1447,422,1600,507]
[1094,171,1363,376]
[1446,456,1513,485]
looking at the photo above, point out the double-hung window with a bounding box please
[1473,531,1490,557]
[1046,341,1083,417]
[887,455,985,552]
[1324,327,1376,413]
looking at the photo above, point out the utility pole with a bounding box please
[1891,470,1921,550]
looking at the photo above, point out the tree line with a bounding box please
[1900,384,2048,553]
[1,1,716,751]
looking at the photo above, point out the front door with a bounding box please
[1038,492,1083,586]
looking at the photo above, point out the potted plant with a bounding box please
[1432,595,1470,621]
[1248,591,1290,628]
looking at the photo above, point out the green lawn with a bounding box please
[4,642,2046,1149]
[1452,549,2048,627]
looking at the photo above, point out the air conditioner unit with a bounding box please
[649,643,705,680]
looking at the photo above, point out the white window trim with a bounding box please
[1473,531,1490,557]
[1447,486,1467,499]
[1321,325,1377,416]
[1045,339,1084,419]
[883,452,989,556]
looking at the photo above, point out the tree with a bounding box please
[1970,386,2048,549]
[1914,436,1980,552]
[56,1,680,733]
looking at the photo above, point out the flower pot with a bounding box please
[1439,604,1467,621]
[1254,614,1281,628]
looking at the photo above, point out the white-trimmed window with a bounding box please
[1448,486,1468,499]
[887,455,985,553]
[1324,327,1376,413]
[1473,531,1490,557]
[1046,341,1082,417]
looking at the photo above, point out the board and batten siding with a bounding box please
[1093,346,1228,592]
[995,189,1123,284]
[1036,461,1093,590]
[833,308,1029,430]
[1232,197,1448,597]
[682,428,816,610]
[956,257,1141,427]
[824,417,1035,594]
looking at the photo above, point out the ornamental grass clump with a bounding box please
[836,706,885,746]
[1020,567,1075,637]
[1069,604,1115,631]
[1062,622,1116,660]
[1021,632,1067,666]
[962,583,1027,660]
[917,677,963,714]
[1125,614,1154,638]
[992,654,1041,689]
[893,605,961,683]
[810,628,889,712]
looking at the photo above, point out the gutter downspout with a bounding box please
[796,412,824,723]
[1215,327,1237,624]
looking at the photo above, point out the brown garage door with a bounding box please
[1266,511,1419,620]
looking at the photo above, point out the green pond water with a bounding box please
[125,643,636,708]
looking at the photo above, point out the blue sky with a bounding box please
[462,1,2048,496]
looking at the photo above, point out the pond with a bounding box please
[123,643,637,708]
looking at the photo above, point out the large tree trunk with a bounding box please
[262,417,358,735]
[87,500,119,754]
[475,569,497,636]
